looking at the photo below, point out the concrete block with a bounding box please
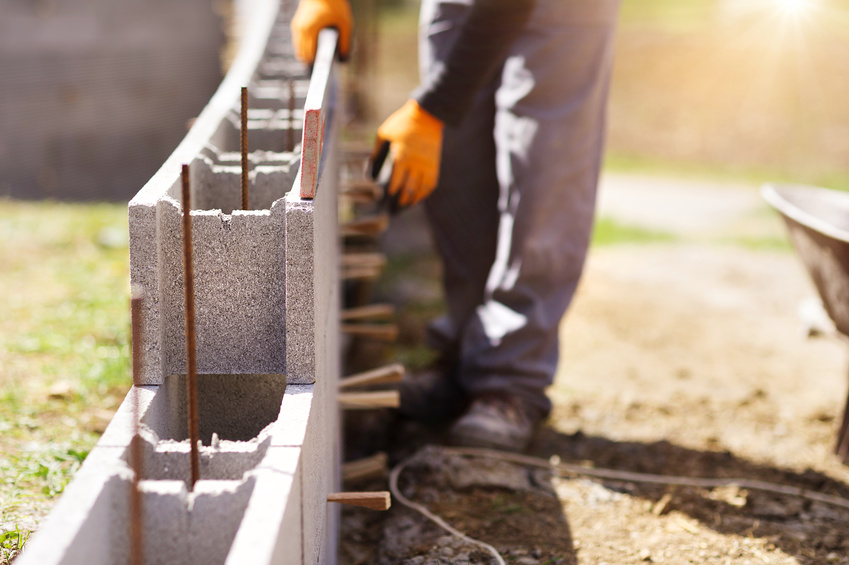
[189,478,257,564]
[228,466,301,565]
[97,385,157,448]
[17,469,131,565]
[20,378,311,564]
[128,0,285,385]
[268,384,314,447]
[192,146,300,214]
[284,138,340,386]
[25,4,343,564]
[142,435,270,483]
[152,198,287,381]
[138,480,190,565]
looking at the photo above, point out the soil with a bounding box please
[340,174,849,564]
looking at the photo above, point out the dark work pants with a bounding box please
[419,0,620,415]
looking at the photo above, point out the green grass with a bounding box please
[0,199,131,556]
[0,525,29,564]
[591,217,678,247]
[604,152,849,194]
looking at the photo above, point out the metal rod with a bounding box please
[240,86,249,210]
[287,79,295,152]
[130,293,144,565]
[181,164,201,489]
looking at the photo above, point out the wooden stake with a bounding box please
[341,144,376,163]
[327,491,391,511]
[340,179,383,203]
[341,266,383,281]
[181,164,201,490]
[339,390,400,410]
[342,452,388,482]
[340,304,395,322]
[341,323,399,342]
[240,87,249,210]
[339,363,404,389]
[342,252,387,269]
[341,214,389,237]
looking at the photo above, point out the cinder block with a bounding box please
[139,480,190,565]
[23,2,343,564]
[192,145,300,213]
[153,198,287,381]
[228,465,302,565]
[188,478,257,564]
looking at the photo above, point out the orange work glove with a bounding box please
[374,100,444,207]
[291,0,353,64]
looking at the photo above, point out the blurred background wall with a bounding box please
[0,0,225,201]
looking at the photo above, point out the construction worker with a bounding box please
[293,0,621,452]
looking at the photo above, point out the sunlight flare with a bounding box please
[775,0,817,18]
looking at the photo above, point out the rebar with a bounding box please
[240,86,249,210]
[181,164,201,489]
[130,293,144,565]
[287,79,295,152]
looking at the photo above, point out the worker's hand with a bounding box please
[291,0,353,64]
[374,100,444,207]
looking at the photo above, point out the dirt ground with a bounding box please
[340,174,849,564]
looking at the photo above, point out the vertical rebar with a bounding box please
[240,86,249,210]
[287,79,295,152]
[130,293,144,565]
[181,164,201,490]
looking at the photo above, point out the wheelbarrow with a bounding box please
[763,183,849,464]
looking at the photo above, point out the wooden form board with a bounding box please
[299,29,337,199]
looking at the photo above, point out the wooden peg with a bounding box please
[340,179,383,203]
[340,304,395,322]
[339,363,404,389]
[341,144,375,162]
[342,452,389,482]
[339,390,400,410]
[342,266,383,281]
[327,491,391,511]
[341,214,389,237]
[341,323,399,341]
[342,252,387,269]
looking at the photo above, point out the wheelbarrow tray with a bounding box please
[763,183,849,463]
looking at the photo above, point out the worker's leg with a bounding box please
[397,0,502,424]
[452,0,621,418]
[419,0,500,359]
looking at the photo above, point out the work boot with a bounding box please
[398,368,469,426]
[447,393,541,452]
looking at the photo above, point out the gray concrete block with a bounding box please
[284,96,341,393]
[20,379,309,564]
[268,384,313,447]
[228,465,301,565]
[192,145,300,213]
[189,478,257,565]
[26,3,343,564]
[17,468,131,565]
[139,480,190,565]
[128,0,290,385]
[150,197,288,382]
